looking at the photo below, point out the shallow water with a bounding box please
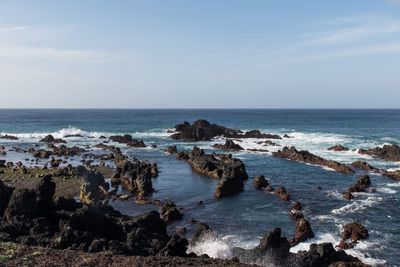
[0,109,399,266]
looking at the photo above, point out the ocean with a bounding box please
[0,109,399,266]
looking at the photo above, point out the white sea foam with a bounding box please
[387,182,400,187]
[187,232,257,259]
[331,196,383,215]
[290,232,386,266]
[376,187,397,194]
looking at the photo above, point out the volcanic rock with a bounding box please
[358,144,400,161]
[212,140,243,151]
[328,145,349,151]
[39,135,66,144]
[109,134,146,147]
[273,147,354,174]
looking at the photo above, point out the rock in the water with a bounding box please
[170,119,281,141]
[0,134,18,140]
[291,218,314,246]
[109,134,146,147]
[40,135,66,144]
[212,139,243,151]
[274,187,290,201]
[160,202,183,223]
[358,144,400,161]
[383,170,400,181]
[328,145,349,151]
[253,175,269,190]
[112,159,156,196]
[164,145,178,154]
[342,222,368,242]
[273,146,354,174]
[351,161,379,172]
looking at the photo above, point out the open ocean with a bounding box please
[0,109,399,266]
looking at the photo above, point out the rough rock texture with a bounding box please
[328,145,349,151]
[0,177,189,258]
[111,159,158,196]
[212,140,243,151]
[273,147,354,174]
[291,218,315,246]
[164,145,178,154]
[109,134,146,148]
[342,175,371,200]
[298,243,368,267]
[274,187,290,201]
[39,135,66,144]
[351,161,379,172]
[160,202,183,223]
[383,170,400,181]
[175,147,247,198]
[358,144,400,161]
[77,166,110,205]
[252,175,269,190]
[170,119,281,141]
[0,135,18,140]
[342,222,369,242]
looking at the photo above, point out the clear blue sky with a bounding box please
[1,0,400,108]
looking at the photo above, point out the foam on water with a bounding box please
[290,233,386,266]
[387,182,400,187]
[331,196,383,215]
[187,232,257,259]
[376,187,397,194]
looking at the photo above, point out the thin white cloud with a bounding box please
[0,25,31,32]
[304,15,400,45]
[0,46,115,63]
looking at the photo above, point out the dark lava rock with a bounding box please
[32,150,52,159]
[273,147,354,174]
[160,202,183,223]
[351,161,379,172]
[274,187,290,201]
[39,135,66,144]
[212,140,243,151]
[328,145,349,152]
[342,191,355,200]
[164,146,178,154]
[358,144,400,161]
[383,170,400,181]
[342,222,368,242]
[0,177,189,257]
[0,134,18,140]
[290,218,315,246]
[170,119,281,141]
[109,134,146,148]
[298,242,367,267]
[112,159,157,196]
[51,145,86,157]
[190,223,213,246]
[348,175,371,193]
[253,175,269,190]
[174,147,247,198]
[76,166,109,205]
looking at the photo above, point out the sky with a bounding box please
[1,0,400,108]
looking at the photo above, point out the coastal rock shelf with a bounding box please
[168,146,248,198]
[170,119,281,141]
[272,146,355,174]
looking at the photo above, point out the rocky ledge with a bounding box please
[212,140,244,151]
[109,134,146,148]
[358,144,400,161]
[171,146,248,198]
[272,147,354,174]
[170,119,281,141]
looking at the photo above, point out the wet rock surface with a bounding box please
[213,139,244,151]
[328,145,349,151]
[174,147,247,198]
[40,135,67,144]
[109,134,146,148]
[358,144,400,161]
[342,175,371,200]
[351,161,380,172]
[273,146,354,174]
[170,119,281,141]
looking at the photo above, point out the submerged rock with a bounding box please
[274,187,290,201]
[273,147,354,174]
[358,144,400,161]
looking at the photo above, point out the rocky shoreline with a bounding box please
[1,119,397,266]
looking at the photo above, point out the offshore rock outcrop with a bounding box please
[358,144,400,161]
[383,170,400,181]
[273,147,354,174]
[0,134,18,140]
[327,145,349,151]
[111,159,158,197]
[338,222,369,249]
[212,139,243,151]
[109,134,146,148]
[39,135,66,144]
[0,176,188,257]
[351,161,380,173]
[170,119,281,141]
[175,147,248,198]
[342,175,371,200]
